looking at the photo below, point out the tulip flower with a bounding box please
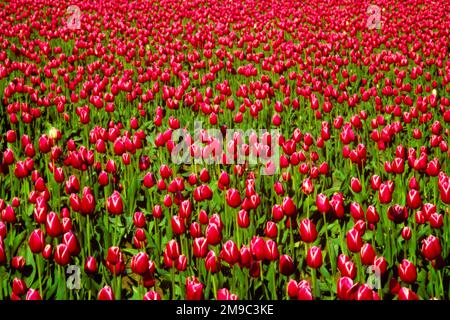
[186,277,203,300]
[421,235,442,260]
[299,219,317,243]
[306,246,323,269]
[98,286,115,300]
[398,259,417,284]
[107,191,123,215]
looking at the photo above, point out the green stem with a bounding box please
[36,254,43,297]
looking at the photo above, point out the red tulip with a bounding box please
[1,205,16,223]
[133,211,146,228]
[98,286,115,300]
[287,279,299,298]
[306,246,322,269]
[143,291,161,300]
[370,175,381,190]
[107,191,123,215]
[11,256,25,270]
[176,255,187,271]
[54,244,71,266]
[202,248,220,272]
[226,189,241,208]
[401,226,412,240]
[299,219,317,243]
[0,221,6,239]
[297,280,313,300]
[166,239,180,260]
[360,243,376,265]
[398,259,417,284]
[264,221,278,239]
[25,289,42,300]
[237,209,250,228]
[350,202,364,221]
[316,193,330,213]
[301,178,314,195]
[107,246,121,264]
[131,252,150,275]
[350,177,362,193]
[406,189,422,209]
[282,197,296,216]
[346,228,363,253]
[205,222,222,245]
[220,240,240,265]
[337,277,354,300]
[171,215,185,235]
[387,204,408,224]
[62,232,80,255]
[429,213,443,228]
[80,192,95,216]
[421,235,442,260]
[12,278,27,296]
[398,287,419,300]
[266,240,279,261]
[45,212,62,238]
[355,284,373,300]
[186,277,203,300]
[251,237,268,261]
[42,244,53,260]
[84,256,98,274]
[378,183,392,204]
[366,206,379,224]
[217,288,238,300]
[279,254,295,276]
[28,229,45,254]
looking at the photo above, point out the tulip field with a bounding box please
[1,0,450,301]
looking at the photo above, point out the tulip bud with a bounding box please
[220,240,240,265]
[360,243,376,265]
[316,193,330,213]
[186,277,203,300]
[299,219,317,243]
[143,290,161,300]
[282,197,296,216]
[98,286,115,300]
[297,280,313,300]
[205,250,220,273]
[346,228,363,253]
[107,191,123,215]
[131,252,150,275]
[421,235,441,260]
[279,254,295,276]
[398,259,417,284]
[264,221,278,239]
[287,279,299,298]
[166,239,180,260]
[398,287,419,300]
[54,244,71,266]
[84,256,97,274]
[26,288,42,300]
[12,278,27,296]
[28,229,45,253]
[226,189,241,208]
[337,277,354,300]
[350,177,362,193]
[45,212,62,237]
[205,223,222,245]
[306,246,323,269]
